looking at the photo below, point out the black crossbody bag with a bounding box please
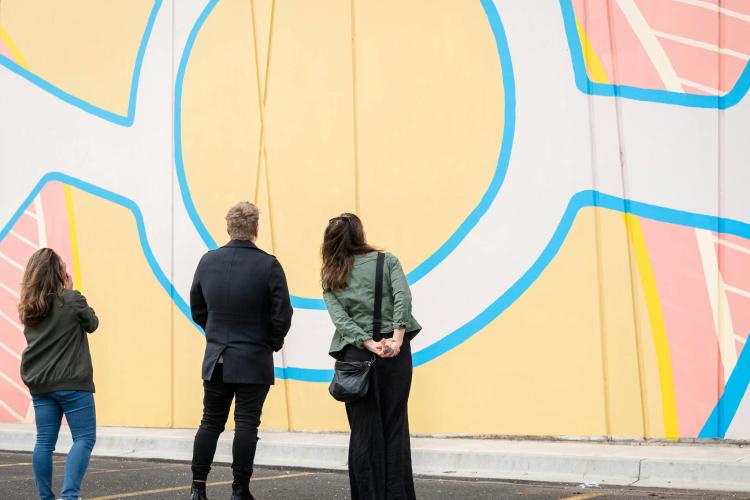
[328,252,385,403]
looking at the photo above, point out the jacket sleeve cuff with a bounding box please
[354,334,372,349]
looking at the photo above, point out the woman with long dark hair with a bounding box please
[322,213,421,500]
[18,248,99,500]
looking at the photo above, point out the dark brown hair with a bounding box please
[18,248,66,326]
[321,213,377,291]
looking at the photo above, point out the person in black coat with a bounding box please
[189,202,293,500]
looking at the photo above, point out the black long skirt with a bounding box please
[342,340,416,500]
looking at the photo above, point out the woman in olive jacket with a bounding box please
[18,248,99,500]
[322,213,421,500]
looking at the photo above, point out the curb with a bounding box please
[2,425,750,492]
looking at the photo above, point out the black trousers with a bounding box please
[343,340,416,500]
[191,363,270,482]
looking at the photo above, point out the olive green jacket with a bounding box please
[21,289,99,395]
[325,252,421,356]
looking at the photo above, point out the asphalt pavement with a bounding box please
[0,451,747,499]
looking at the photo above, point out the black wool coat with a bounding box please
[190,240,293,385]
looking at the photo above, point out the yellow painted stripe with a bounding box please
[0,24,28,69]
[575,19,610,84]
[63,185,83,291]
[624,214,679,440]
[88,472,314,499]
[0,459,65,468]
[559,492,603,500]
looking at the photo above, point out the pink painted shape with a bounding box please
[0,349,28,416]
[638,0,750,56]
[0,232,37,266]
[11,215,39,247]
[572,0,616,81]
[659,38,745,93]
[573,0,667,89]
[0,39,11,60]
[717,232,750,249]
[636,0,719,44]
[0,298,24,350]
[0,183,74,423]
[681,85,713,95]
[698,0,750,16]
[726,292,750,340]
[41,183,74,278]
[0,405,15,423]
[639,220,719,438]
[0,260,23,290]
[719,245,750,291]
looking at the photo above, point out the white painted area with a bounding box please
[33,196,46,248]
[696,228,737,383]
[727,382,750,439]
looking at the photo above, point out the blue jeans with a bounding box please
[32,391,96,500]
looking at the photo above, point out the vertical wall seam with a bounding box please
[716,0,726,434]
[170,0,176,428]
[601,0,650,438]
[350,0,361,215]
[580,0,612,439]
[250,0,291,431]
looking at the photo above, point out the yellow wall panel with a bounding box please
[0,0,153,115]
[72,189,172,427]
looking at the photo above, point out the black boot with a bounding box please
[230,479,256,500]
[191,480,208,500]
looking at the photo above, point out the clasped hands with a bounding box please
[363,332,404,359]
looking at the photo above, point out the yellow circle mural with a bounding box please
[182,0,504,297]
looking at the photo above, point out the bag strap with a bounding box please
[372,252,385,337]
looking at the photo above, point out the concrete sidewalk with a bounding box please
[2,424,750,493]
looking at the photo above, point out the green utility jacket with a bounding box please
[20,289,99,395]
[325,252,421,357]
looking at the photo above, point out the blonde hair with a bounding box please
[225,202,259,240]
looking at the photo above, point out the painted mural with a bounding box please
[1,0,749,441]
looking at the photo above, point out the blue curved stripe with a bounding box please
[414,191,750,368]
[272,190,750,382]
[173,0,516,308]
[0,172,192,323]
[0,1,162,126]
[173,0,221,250]
[559,0,750,109]
[6,175,750,388]
[699,336,750,439]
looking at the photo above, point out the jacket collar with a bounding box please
[353,251,378,265]
[223,239,258,249]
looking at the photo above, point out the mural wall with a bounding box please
[1,0,749,440]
